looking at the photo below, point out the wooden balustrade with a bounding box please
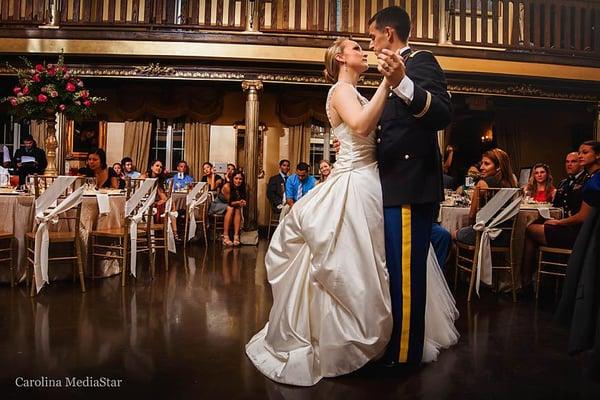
[451,0,599,56]
[0,0,597,58]
[0,0,46,25]
[259,0,439,43]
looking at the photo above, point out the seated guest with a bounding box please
[169,160,194,191]
[201,162,223,192]
[266,159,290,213]
[13,135,47,185]
[523,141,600,289]
[525,163,556,203]
[78,149,119,189]
[285,162,317,207]
[141,159,180,240]
[1,144,10,168]
[222,170,247,246]
[121,157,141,179]
[452,148,517,246]
[318,160,332,184]
[224,163,236,184]
[553,152,588,217]
[112,162,126,189]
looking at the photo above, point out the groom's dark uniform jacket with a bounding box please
[378,48,452,366]
[376,49,452,206]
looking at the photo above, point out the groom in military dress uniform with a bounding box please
[369,6,453,366]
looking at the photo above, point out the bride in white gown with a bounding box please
[246,38,459,387]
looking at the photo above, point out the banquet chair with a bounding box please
[90,177,156,286]
[30,175,58,196]
[535,246,571,300]
[184,183,210,247]
[454,187,522,302]
[140,182,173,274]
[0,233,15,287]
[25,175,86,296]
[267,207,281,238]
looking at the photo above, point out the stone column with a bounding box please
[242,80,263,230]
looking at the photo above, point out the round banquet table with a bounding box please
[0,192,126,284]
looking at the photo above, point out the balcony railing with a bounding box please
[0,1,598,58]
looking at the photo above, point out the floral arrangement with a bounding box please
[1,53,105,120]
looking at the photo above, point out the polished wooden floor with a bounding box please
[1,240,598,399]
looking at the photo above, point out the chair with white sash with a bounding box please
[90,177,157,286]
[140,182,176,273]
[184,182,209,247]
[25,175,86,296]
[454,187,523,302]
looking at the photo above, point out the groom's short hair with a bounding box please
[368,6,411,43]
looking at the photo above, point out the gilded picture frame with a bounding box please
[66,120,107,159]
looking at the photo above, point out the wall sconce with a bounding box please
[481,126,493,142]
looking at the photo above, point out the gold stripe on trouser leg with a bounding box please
[399,205,412,362]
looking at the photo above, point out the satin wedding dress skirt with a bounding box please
[245,85,458,387]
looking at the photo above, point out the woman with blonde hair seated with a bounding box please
[317,159,332,184]
[525,162,556,203]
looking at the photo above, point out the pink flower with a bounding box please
[50,91,58,97]
[64,73,71,80]
[32,74,41,83]
[47,68,56,76]
[74,100,81,105]
[59,104,66,112]
[61,66,68,73]
[13,87,21,94]
[80,90,89,98]
[37,94,48,103]
[77,80,84,87]
[35,64,44,72]
[47,63,53,68]
[9,98,17,106]
[40,86,48,93]
[22,86,29,95]
[16,92,23,98]
[83,99,91,107]
[66,82,76,92]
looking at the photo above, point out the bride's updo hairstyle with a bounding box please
[323,37,348,83]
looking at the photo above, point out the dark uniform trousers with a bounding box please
[377,48,452,364]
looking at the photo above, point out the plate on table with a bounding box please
[0,187,17,195]
[98,189,125,196]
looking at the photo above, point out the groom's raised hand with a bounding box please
[377,49,405,88]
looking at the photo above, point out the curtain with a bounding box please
[30,120,46,151]
[495,119,522,172]
[277,93,328,126]
[122,121,152,173]
[184,122,210,180]
[288,124,311,166]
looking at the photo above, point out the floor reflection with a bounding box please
[0,240,598,398]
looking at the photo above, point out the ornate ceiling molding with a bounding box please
[447,82,599,102]
[0,63,597,102]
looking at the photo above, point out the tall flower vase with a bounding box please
[44,110,58,176]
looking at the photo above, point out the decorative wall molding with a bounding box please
[0,63,597,102]
[134,63,176,76]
